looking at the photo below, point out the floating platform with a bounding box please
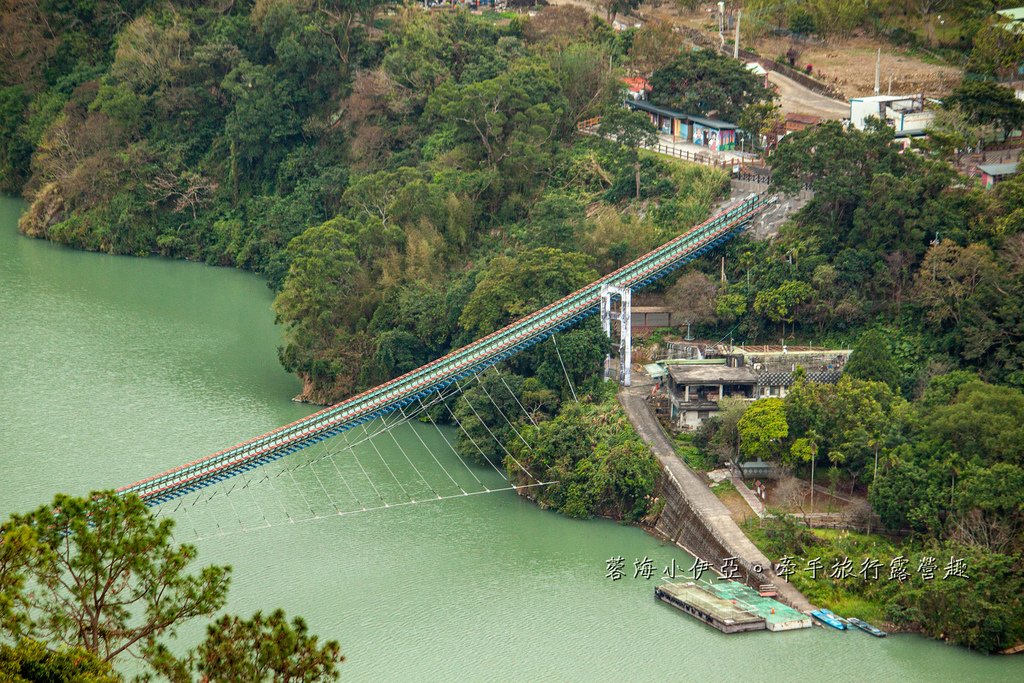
[704,581,813,632]
[655,582,766,633]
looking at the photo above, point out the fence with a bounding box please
[578,116,740,171]
[647,142,734,169]
[734,167,814,193]
[734,169,772,185]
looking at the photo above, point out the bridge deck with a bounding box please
[118,193,775,505]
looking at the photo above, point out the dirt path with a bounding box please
[755,35,961,99]
[767,71,848,120]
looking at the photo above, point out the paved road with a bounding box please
[618,385,815,612]
[768,71,849,120]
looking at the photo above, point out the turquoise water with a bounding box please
[1,195,1021,681]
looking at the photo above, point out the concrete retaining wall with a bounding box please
[619,387,814,612]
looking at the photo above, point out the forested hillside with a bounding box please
[1,2,736,525]
[676,120,1024,652]
[0,1,727,402]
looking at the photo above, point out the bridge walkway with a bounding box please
[118,194,775,506]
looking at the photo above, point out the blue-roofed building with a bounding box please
[625,100,738,151]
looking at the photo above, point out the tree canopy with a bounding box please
[0,491,343,681]
[649,49,774,123]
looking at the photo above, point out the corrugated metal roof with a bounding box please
[688,114,737,130]
[626,99,685,119]
[997,7,1024,21]
[624,100,737,129]
[978,162,1019,176]
[644,363,668,379]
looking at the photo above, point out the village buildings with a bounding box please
[660,346,851,429]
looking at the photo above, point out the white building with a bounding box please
[849,94,934,133]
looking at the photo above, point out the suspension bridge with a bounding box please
[117,193,775,513]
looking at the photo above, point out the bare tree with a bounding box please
[145,170,218,218]
[774,475,807,518]
[949,509,1020,554]
[665,271,719,334]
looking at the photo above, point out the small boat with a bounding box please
[811,608,847,630]
[847,617,887,637]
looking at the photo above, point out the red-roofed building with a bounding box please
[623,77,651,101]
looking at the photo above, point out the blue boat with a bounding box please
[847,617,887,637]
[811,608,847,630]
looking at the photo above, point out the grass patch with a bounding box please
[742,515,909,625]
[674,432,717,471]
[711,480,737,495]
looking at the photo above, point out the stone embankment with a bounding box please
[619,386,814,613]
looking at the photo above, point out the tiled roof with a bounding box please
[756,370,842,387]
[622,77,651,91]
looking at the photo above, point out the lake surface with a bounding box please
[1,195,1021,681]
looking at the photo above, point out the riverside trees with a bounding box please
[0,4,732,406]
[0,491,343,682]
[729,370,1024,651]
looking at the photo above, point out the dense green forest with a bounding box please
[669,119,1024,651]
[3,0,1024,653]
[0,2,736,524]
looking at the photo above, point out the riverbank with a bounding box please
[741,514,1024,654]
[5,195,1024,678]
[614,377,1024,655]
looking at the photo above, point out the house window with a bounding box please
[697,411,710,420]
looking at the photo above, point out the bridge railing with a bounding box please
[119,194,774,502]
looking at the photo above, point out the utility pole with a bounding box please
[734,10,741,59]
[873,442,879,484]
[718,1,725,48]
[874,48,880,95]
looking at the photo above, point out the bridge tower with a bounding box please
[600,284,632,386]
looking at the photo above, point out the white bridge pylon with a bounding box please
[600,284,631,386]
